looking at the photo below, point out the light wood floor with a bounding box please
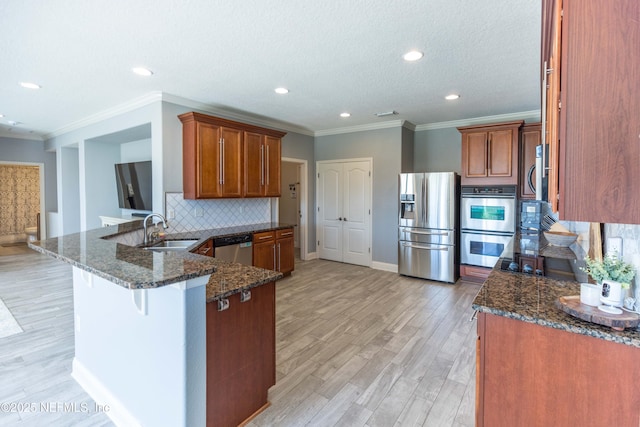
[0,251,480,426]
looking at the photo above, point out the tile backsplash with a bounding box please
[164,193,272,232]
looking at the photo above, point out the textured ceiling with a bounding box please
[0,0,541,139]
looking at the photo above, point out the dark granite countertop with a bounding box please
[29,221,289,299]
[472,232,640,348]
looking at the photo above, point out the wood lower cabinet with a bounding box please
[460,265,491,282]
[476,312,640,427]
[253,228,295,275]
[542,0,640,224]
[519,123,541,200]
[179,112,286,200]
[458,121,523,185]
[192,239,213,257]
[206,282,275,427]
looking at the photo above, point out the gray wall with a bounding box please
[315,126,402,265]
[282,131,316,254]
[414,127,462,173]
[0,137,58,213]
[401,126,414,173]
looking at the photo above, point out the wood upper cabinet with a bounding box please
[458,121,523,185]
[543,0,640,223]
[179,112,286,199]
[519,123,541,200]
[244,132,282,197]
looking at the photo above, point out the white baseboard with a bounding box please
[72,358,141,427]
[305,251,318,260]
[371,261,398,273]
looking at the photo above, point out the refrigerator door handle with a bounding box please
[421,176,427,224]
[402,229,449,236]
[401,243,449,251]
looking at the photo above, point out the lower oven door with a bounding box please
[398,241,455,283]
[461,230,512,268]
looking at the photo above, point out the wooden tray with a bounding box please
[555,295,640,331]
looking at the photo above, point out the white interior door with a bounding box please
[318,163,342,262]
[342,161,370,266]
[317,160,371,267]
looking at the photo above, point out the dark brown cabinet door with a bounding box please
[243,131,264,197]
[556,0,640,223]
[219,127,243,197]
[253,231,276,270]
[459,121,522,185]
[276,227,295,274]
[464,132,489,178]
[196,122,221,198]
[487,129,513,177]
[244,133,282,197]
[519,123,541,199]
[264,136,281,197]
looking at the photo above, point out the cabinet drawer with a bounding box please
[253,231,275,243]
[276,228,294,239]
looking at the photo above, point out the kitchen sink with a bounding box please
[143,240,199,251]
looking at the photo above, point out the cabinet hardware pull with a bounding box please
[260,145,265,186]
[281,232,293,236]
[273,244,277,270]
[221,138,225,184]
[541,60,548,180]
[266,145,270,186]
[258,235,272,240]
[277,242,281,271]
[218,138,223,184]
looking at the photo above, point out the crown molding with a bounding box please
[0,129,45,141]
[415,110,541,131]
[44,92,163,140]
[315,119,418,137]
[160,93,315,136]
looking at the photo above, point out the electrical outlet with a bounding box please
[194,208,204,217]
[167,209,175,219]
[606,237,623,256]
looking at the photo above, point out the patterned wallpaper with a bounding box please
[164,193,271,232]
[0,165,39,237]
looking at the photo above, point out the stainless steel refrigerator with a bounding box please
[398,172,460,283]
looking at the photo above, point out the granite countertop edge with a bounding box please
[29,222,294,292]
[471,236,640,349]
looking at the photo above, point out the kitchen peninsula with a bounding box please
[472,233,640,427]
[29,220,286,427]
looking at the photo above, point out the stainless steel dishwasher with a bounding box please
[213,233,253,265]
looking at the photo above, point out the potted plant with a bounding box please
[582,253,635,288]
[580,253,636,308]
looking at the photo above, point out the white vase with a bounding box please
[580,283,601,306]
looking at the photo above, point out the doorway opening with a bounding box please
[0,161,46,246]
[278,158,308,261]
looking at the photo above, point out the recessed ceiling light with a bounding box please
[403,50,424,62]
[274,87,289,94]
[340,112,351,118]
[0,114,4,118]
[132,67,153,76]
[19,82,41,89]
[445,94,460,100]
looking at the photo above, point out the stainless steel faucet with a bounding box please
[143,213,169,246]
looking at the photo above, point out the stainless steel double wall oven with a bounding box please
[460,186,516,268]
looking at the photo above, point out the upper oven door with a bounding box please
[461,195,516,233]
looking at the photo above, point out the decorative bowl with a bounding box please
[543,231,578,247]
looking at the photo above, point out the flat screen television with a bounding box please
[114,161,153,211]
